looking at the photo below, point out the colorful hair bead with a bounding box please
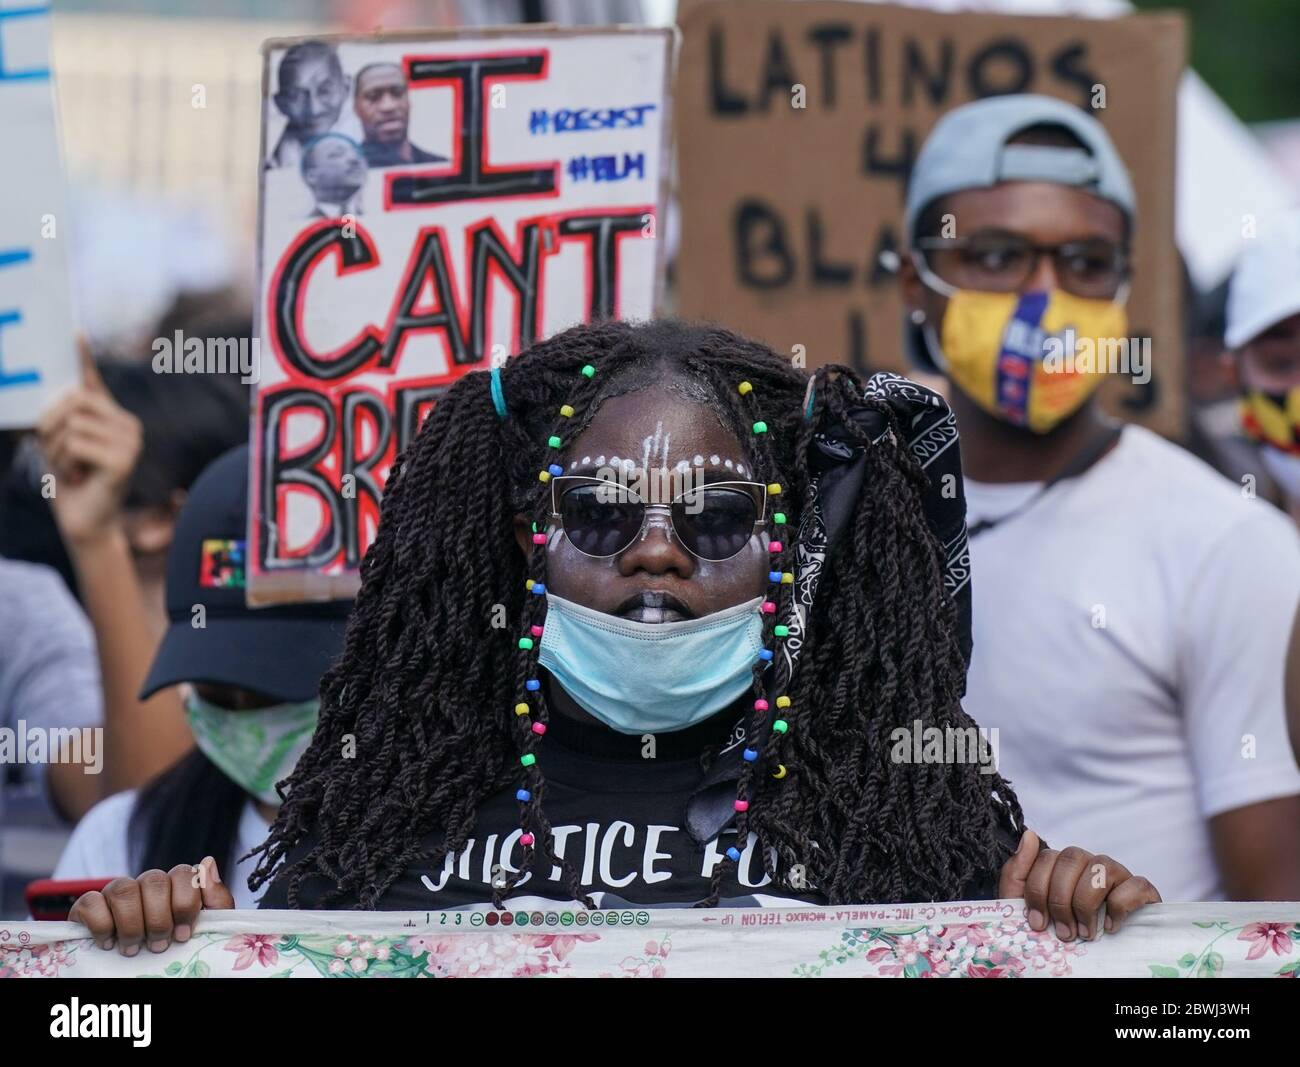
[773,719,789,734]
[768,541,783,553]
[734,799,749,812]
[516,788,531,802]
[531,533,547,545]
[581,364,595,378]
[547,464,563,477]
[518,637,534,650]
[758,649,774,662]
[752,420,768,434]
[738,381,753,396]
[559,404,575,417]
[531,722,547,735]
[520,753,536,767]
[538,470,551,483]
[773,512,786,525]
[530,624,543,637]
[514,703,530,716]
[780,572,794,585]
[773,625,789,637]
[525,679,541,691]
[767,483,782,495]
[520,832,535,847]
[772,764,788,779]
[754,699,769,711]
[548,435,562,448]
[742,748,758,762]
[531,583,546,595]
[525,579,535,590]
[768,570,782,583]
[725,846,742,862]
[760,601,776,614]
[776,695,791,709]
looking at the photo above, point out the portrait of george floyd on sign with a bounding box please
[250,26,671,606]
[675,0,1186,439]
[0,5,77,429]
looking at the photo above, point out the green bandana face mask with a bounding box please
[183,693,319,805]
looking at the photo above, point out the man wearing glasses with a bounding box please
[899,94,1300,904]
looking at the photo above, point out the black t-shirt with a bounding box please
[259,709,1010,911]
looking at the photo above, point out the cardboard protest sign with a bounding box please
[250,27,671,605]
[0,4,78,428]
[675,1,1186,438]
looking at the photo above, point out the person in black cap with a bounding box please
[54,444,351,914]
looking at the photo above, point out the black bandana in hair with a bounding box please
[686,371,973,844]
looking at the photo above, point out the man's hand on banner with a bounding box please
[69,856,235,956]
[998,829,1162,942]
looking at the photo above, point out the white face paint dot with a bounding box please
[675,459,690,472]
[693,454,703,467]
[582,456,591,466]
[569,460,579,469]
[596,456,605,466]
[737,463,746,475]
[709,455,720,466]
[724,459,733,469]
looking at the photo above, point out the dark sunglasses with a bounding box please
[549,475,768,562]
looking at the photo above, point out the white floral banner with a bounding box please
[4,901,1299,978]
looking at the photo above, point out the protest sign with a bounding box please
[250,27,671,605]
[676,0,1187,438]
[0,4,77,428]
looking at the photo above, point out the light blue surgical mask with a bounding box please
[537,591,766,734]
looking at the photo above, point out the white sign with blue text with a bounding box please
[0,3,76,428]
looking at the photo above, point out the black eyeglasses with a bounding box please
[914,231,1130,300]
[549,475,767,562]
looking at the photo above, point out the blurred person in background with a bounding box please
[54,445,351,915]
[899,95,1300,902]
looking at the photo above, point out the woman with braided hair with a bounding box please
[71,318,1159,953]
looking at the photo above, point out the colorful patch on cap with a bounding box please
[199,539,246,588]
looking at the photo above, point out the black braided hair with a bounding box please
[247,318,1023,908]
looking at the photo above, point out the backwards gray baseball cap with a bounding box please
[904,94,1136,240]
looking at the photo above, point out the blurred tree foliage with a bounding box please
[1134,0,1300,122]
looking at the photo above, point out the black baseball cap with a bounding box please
[140,443,352,701]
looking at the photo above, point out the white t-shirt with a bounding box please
[53,791,270,909]
[962,424,1300,902]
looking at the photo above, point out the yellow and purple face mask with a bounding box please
[1240,387,1300,455]
[925,288,1128,434]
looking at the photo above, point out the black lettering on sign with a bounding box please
[340,391,391,567]
[557,213,645,320]
[469,220,543,359]
[806,22,852,109]
[967,38,1035,98]
[735,200,793,289]
[1051,42,1101,110]
[862,124,917,188]
[391,54,555,205]
[273,222,382,381]
[260,387,342,572]
[759,28,799,111]
[381,228,472,369]
[807,210,853,286]
[902,37,953,108]
[708,24,749,115]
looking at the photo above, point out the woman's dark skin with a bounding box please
[70,383,1159,954]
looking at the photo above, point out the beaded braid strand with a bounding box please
[695,376,801,907]
[493,362,600,909]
